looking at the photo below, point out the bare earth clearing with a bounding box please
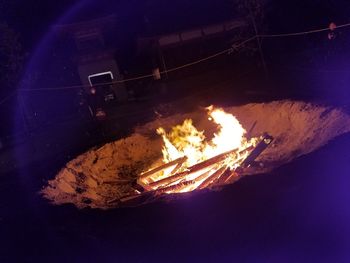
[42,100,350,209]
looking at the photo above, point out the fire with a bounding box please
[138,107,259,194]
[157,107,255,168]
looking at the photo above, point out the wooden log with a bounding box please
[198,166,227,189]
[131,180,148,193]
[240,134,273,168]
[151,168,215,194]
[145,153,227,190]
[148,163,218,189]
[139,156,187,180]
[118,172,201,205]
[213,169,232,185]
[200,153,244,187]
[210,172,241,189]
[188,145,254,173]
[227,172,240,183]
[192,169,213,183]
[170,161,185,176]
[222,170,239,184]
[109,135,275,207]
[134,180,153,192]
[140,145,254,189]
[212,134,274,186]
[120,194,143,203]
[155,180,196,194]
[188,149,237,172]
[138,142,256,192]
[149,170,190,189]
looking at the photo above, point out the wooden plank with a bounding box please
[148,163,218,189]
[188,149,237,172]
[139,145,255,190]
[170,161,186,175]
[240,134,273,168]
[188,145,254,172]
[149,171,190,189]
[155,180,196,194]
[139,156,187,180]
[220,170,239,184]
[198,166,227,189]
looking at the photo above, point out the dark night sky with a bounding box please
[2,0,350,52]
[1,0,233,51]
[1,0,80,50]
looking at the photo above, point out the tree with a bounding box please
[231,0,268,77]
[0,22,23,91]
[232,0,267,38]
[235,0,265,29]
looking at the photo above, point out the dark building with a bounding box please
[55,15,128,102]
[137,18,247,79]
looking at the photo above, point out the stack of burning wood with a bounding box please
[110,134,273,207]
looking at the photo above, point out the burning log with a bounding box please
[155,180,197,194]
[191,169,214,183]
[198,166,227,189]
[188,146,252,173]
[118,168,227,205]
[148,160,223,189]
[213,135,274,186]
[139,156,187,180]
[132,129,273,200]
[155,168,214,194]
[139,120,273,204]
[137,145,255,191]
[116,134,274,206]
[149,170,190,189]
[240,134,273,168]
[216,170,239,185]
[170,161,186,176]
[147,158,227,190]
[119,169,213,204]
[149,163,217,189]
[132,179,153,192]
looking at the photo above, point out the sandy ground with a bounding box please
[42,100,350,209]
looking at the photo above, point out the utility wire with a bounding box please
[277,65,350,73]
[259,22,350,38]
[23,49,235,91]
[19,36,258,92]
[8,21,350,93]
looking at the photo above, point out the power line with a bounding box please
[259,22,350,38]
[277,65,350,73]
[19,36,258,92]
[9,21,350,93]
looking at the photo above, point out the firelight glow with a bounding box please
[138,107,258,194]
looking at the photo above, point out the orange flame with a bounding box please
[140,107,258,193]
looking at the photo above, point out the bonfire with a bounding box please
[41,101,350,209]
[116,107,273,206]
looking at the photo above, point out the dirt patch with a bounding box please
[42,100,350,209]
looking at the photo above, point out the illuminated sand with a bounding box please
[42,101,350,209]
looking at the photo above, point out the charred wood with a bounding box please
[139,156,187,180]
[198,166,227,189]
[240,134,273,168]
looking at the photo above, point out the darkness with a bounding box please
[1,0,350,262]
